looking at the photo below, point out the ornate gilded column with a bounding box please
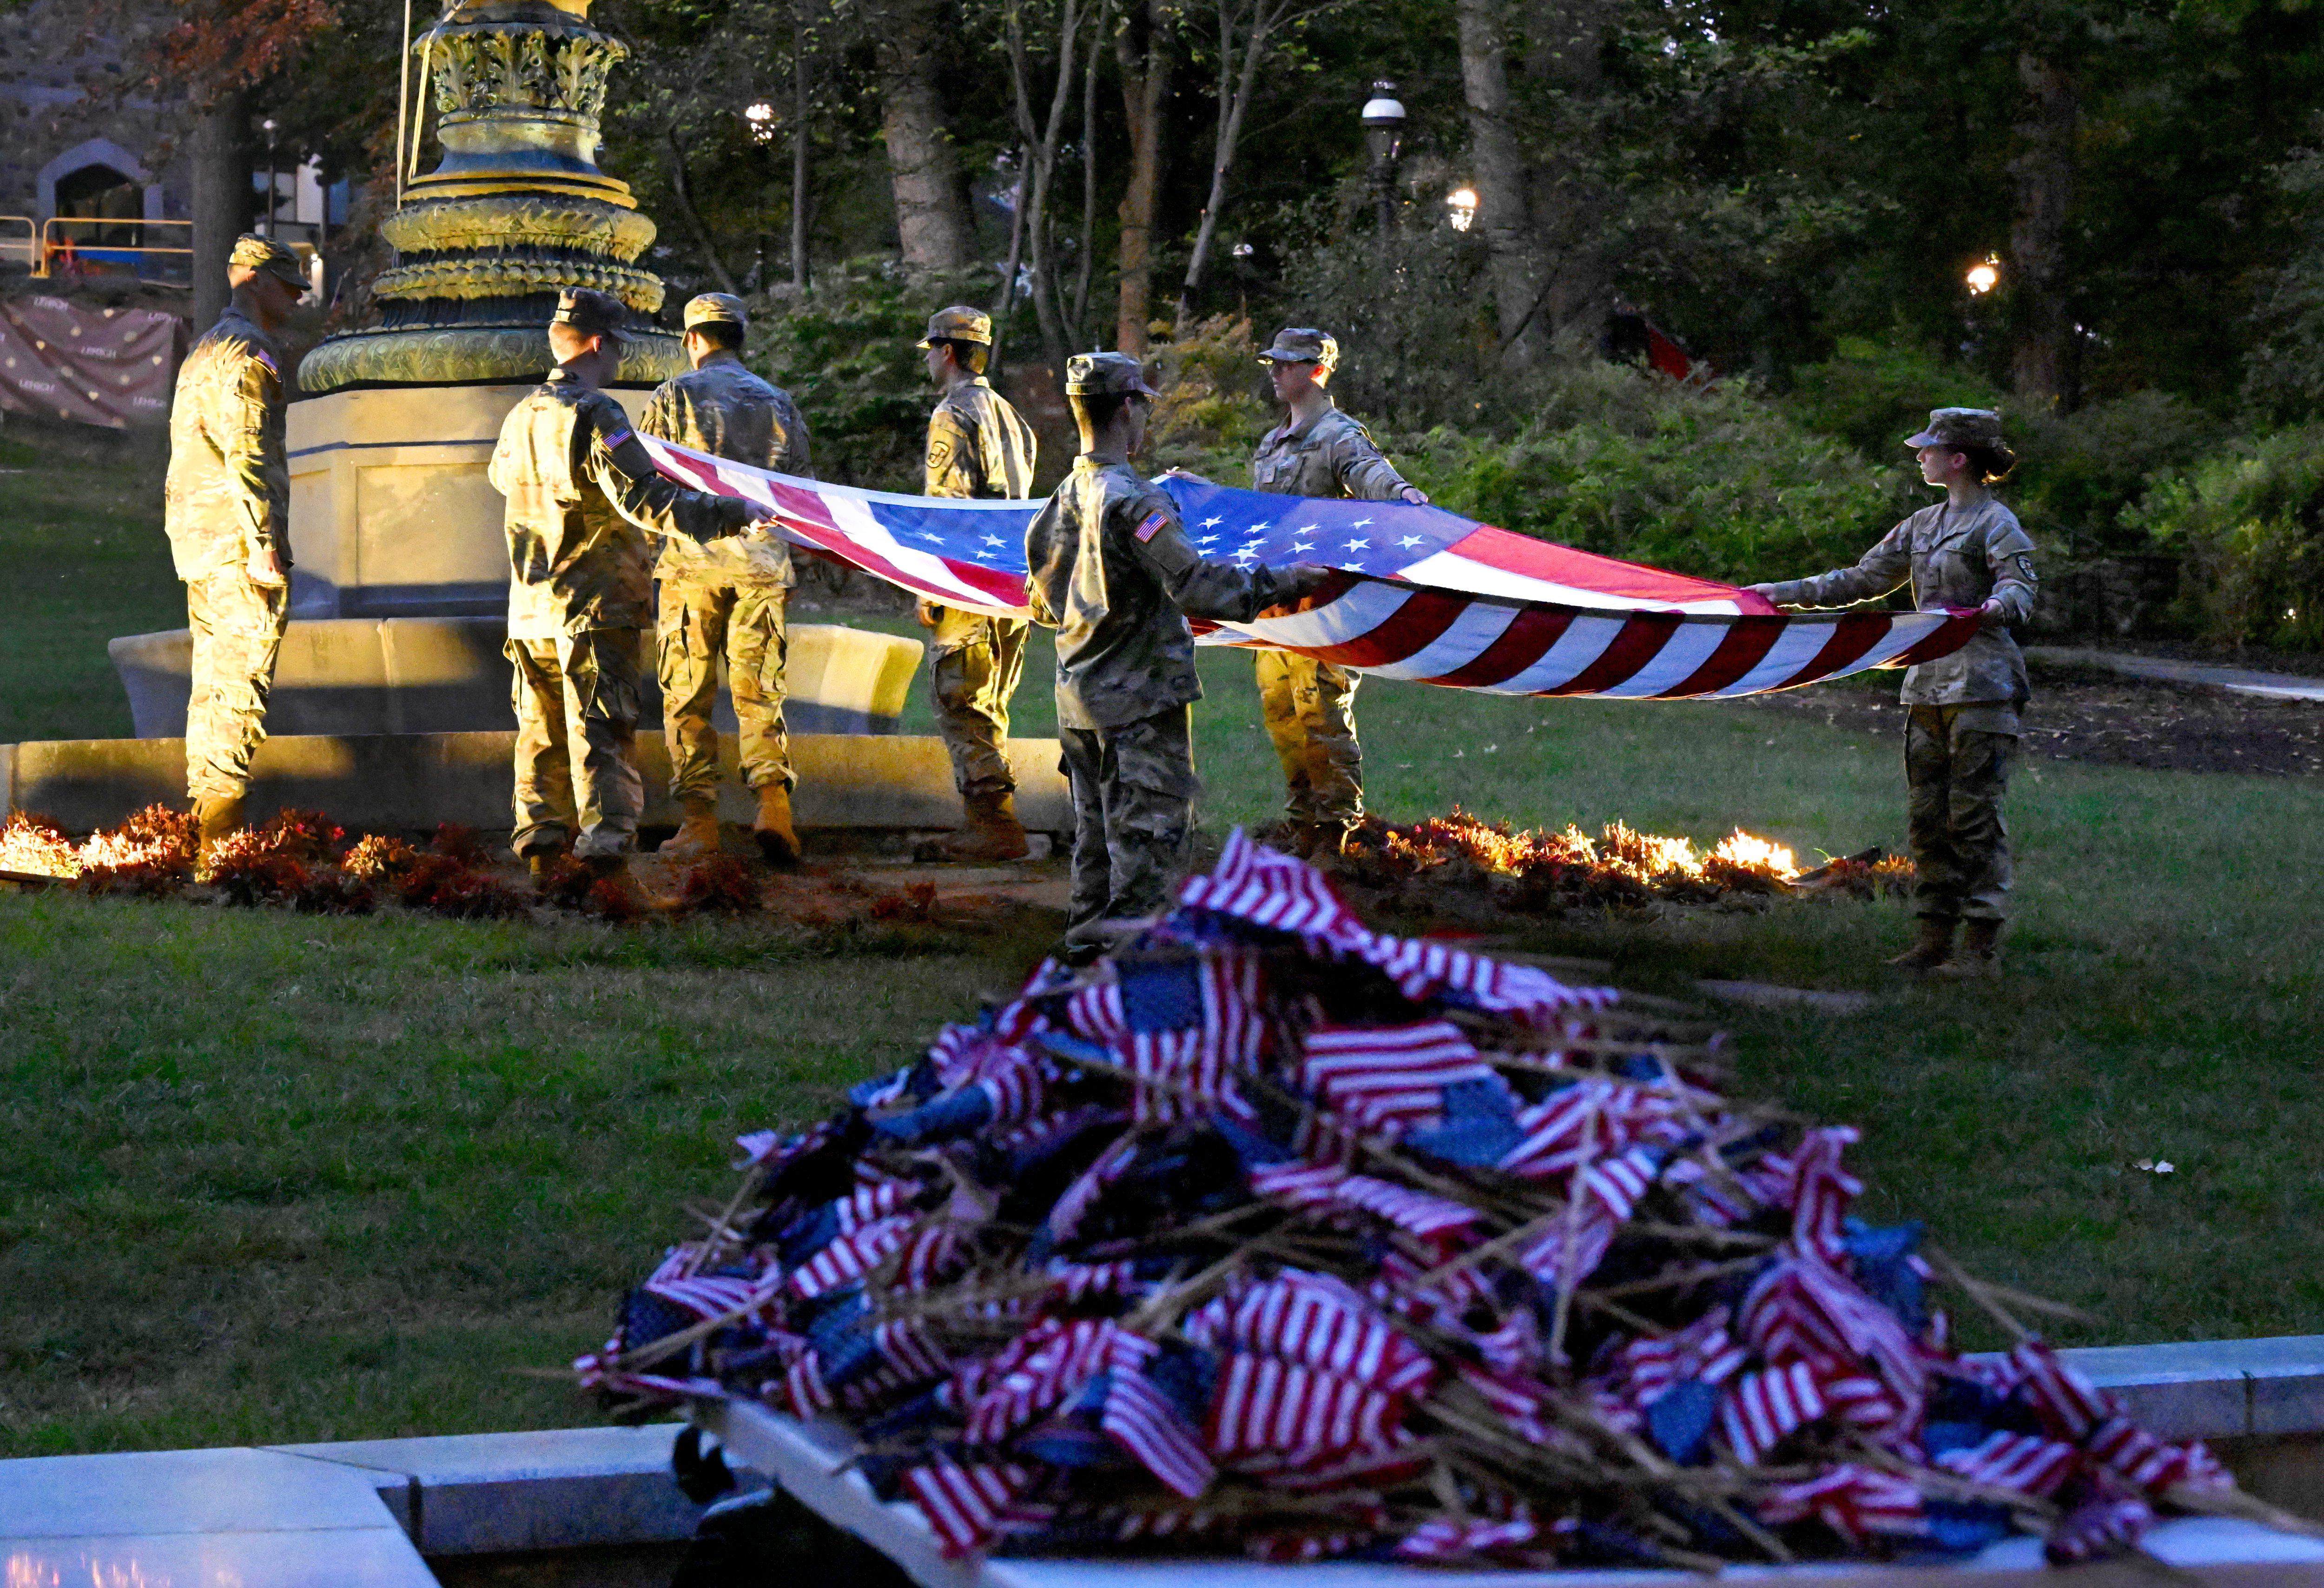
[299,0,683,392]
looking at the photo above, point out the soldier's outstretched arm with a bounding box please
[1982,521,2039,627]
[586,404,754,543]
[1750,522,1913,610]
[1331,425,1422,504]
[1125,494,1293,622]
[221,349,286,578]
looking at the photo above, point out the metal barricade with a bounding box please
[37,216,194,284]
[0,216,35,273]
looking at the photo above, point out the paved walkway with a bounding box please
[2031,646,2324,702]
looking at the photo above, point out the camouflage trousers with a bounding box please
[658,576,793,801]
[1905,705,2018,922]
[183,569,289,802]
[927,606,1028,799]
[508,629,644,859]
[1058,705,1198,939]
[1256,651,1363,827]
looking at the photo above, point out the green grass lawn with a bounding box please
[3,416,2320,1456]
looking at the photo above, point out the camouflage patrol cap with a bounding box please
[1257,326,1340,370]
[1905,407,2007,453]
[551,287,627,340]
[682,292,747,331]
[1064,351,1160,398]
[918,305,994,348]
[227,233,305,289]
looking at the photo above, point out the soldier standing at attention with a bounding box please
[489,288,761,878]
[644,293,814,866]
[917,306,1040,860]
[1747,409,2038,979]
[1026,352,1327,960]
[1247,328,1428,857]
[164,235,307,850]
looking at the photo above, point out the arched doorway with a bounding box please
[54,163,145,249]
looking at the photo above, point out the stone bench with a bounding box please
[109,617,925,738]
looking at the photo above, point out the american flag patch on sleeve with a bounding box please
[602,426,634,450]
[253,349,278,376]
[1134,510,1169,542]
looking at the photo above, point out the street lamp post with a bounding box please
[1360,83,1406,259]
[262,119,280,238]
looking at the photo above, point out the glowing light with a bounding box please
[744,101,778,144]
[1966,256,2000,296]
[1446,187,1479,232]
[1379,809,1801,889]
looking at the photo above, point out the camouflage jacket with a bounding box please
[489,369,753,640]
[925,378,1037,500]
[1251,403,1411,501]
[1026,454,1289,730]
[163,305,287,580]
[640,355,812,587]
[1760,496,2040,706]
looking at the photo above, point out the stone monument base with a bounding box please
[107,620,925,740]
[285,383,658,620]
[0,732,1069,840]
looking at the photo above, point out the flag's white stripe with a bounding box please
[1361,601,1524,680]
[1223,581,1418,651]
[1397,550,1741,613]
[821,494,995,606]
[1846,613,1951,672]
[1704,619,1850,697]
[1591,619,1732,698]
[1479,613,1628,694]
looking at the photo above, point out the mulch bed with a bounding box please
[1739,660,2324,778]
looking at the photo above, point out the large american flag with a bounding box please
[640,437,1979,699]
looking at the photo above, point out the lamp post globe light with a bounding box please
[262,118,280,238]
[1361,82,1406,250]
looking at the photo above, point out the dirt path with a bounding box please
[1740,656,2324,778]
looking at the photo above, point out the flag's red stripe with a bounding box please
[1887,611,1983,666]
[1424,606,1573,687]
[1768,612,1894,688]
[1538,613,1683,696]
[1306,586,1470,668]
[1654,615,1788,698]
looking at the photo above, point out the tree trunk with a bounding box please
[661,130,740,295]
[1175,0,1269,326]
[1113,0,1173,354]
[1456,0,1543,365]
[1070,0,1109,341]
[989,144,1030,368]
[872,0,977,272]
[2009,52,2078,409]
[1004,0,1085,376]
[791,0,813,296]
[1520,0,1611,349]
[191,89,249,331]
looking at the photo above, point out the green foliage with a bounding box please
[2010,392,2224,560]
[1390,362,1899,586]
[2244,136,2324,424]
[742,261,992,493]
[1143,314,1274,480]
[1783,336,2005,463]
[2128,424,2324,652]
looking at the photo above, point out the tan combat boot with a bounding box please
[1931,918,2002,980]
[193,794,245,853]
[937,791,1032,862]
[753,783,801,867]
[660,797,723,861]
[1886,916,1955,971]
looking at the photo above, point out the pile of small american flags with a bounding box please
[578,830,2282,1571]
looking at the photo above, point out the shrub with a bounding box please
[1144,314,1274,480]
[1387,363,1901,586]
[1782,336,2004,463]
[2127,424,2324,651]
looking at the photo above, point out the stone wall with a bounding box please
[0,0,189,233]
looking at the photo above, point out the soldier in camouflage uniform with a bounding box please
[1248,328,1429,856]
[916,306,1040,860]
[164,235,308,850]
[644,293,814,866]
[1749,409,2039,978]
[488,288,761,876]
[1026,352,1328,959]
